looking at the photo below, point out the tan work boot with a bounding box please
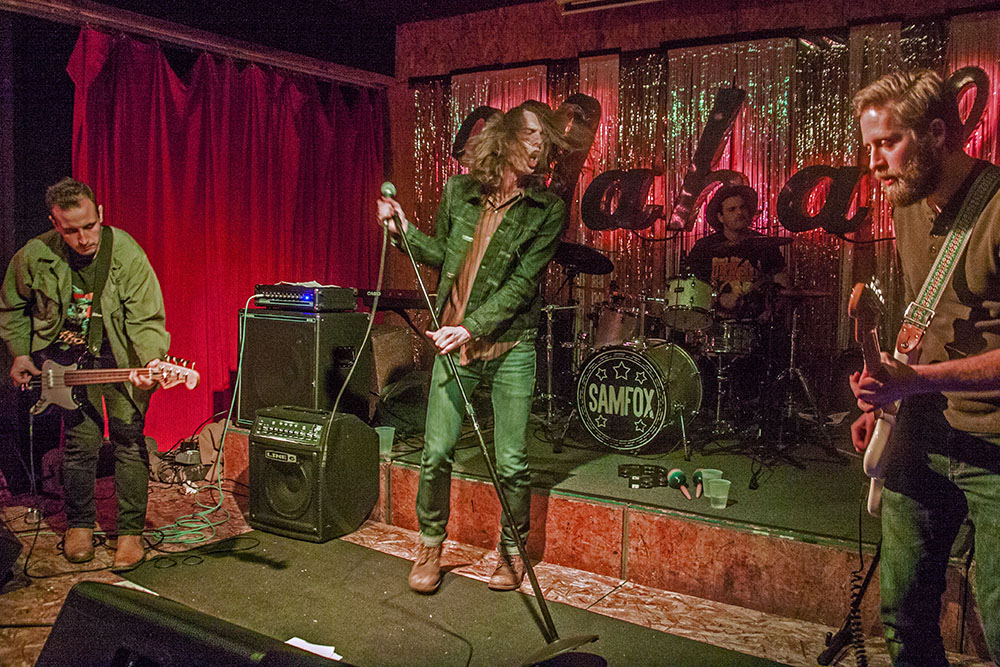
[408,543,443,594]
[64,527,94,563]
[112,535,146,571]
[488,552,525,591]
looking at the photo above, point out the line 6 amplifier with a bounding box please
[254,283,358,312]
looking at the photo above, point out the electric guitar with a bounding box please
[26,354,199,416]
[848,281,908,516]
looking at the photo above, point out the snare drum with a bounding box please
[576,344,702,451]
[706,320,757,356]
[662,276,713,331]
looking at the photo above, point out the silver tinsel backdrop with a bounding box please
[408,14,1000,378]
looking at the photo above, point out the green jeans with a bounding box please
[881,400,1000,665]
[416,343,535,554]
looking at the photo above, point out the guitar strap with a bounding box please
[896,164,1000,355]
[86,226,114,359]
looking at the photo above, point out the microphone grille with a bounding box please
[380,181,397,198]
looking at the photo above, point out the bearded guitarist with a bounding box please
[0,178,170,571]
[850,70,1000,665]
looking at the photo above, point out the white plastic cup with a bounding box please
[374,426,396,458]
[705,478,731,509]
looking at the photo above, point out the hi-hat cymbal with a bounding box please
[553,241,614,275]
[778,288,832,299]
[727,235,793,253]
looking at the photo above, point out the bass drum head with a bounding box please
[575,344,701,451]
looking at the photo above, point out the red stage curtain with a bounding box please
[67,28,387,448]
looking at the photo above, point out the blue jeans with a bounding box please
[880,400,1000,665]
[62,385,150,535]
[416,343,535,554]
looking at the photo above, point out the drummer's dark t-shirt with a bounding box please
[685,231,785,286]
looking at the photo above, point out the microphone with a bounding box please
[379,182,404,233]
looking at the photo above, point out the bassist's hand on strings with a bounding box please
[128,359,162,390]
[10,355,40,388]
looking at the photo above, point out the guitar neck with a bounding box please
[859,329,882,371]
[61,368,160,386]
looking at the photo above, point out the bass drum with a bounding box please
[575,344,701,452]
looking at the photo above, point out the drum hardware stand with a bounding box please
[770,304,843,464]
[540,303,581,453]
[382,190,597,663]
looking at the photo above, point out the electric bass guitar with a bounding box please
[26,354,199,416]
[848,281,909,516]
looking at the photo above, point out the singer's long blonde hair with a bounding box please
[460,101,572,194]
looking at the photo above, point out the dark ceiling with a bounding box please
[95,0,543,78]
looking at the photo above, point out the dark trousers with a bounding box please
[61,384,150,536]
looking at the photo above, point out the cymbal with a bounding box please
[553,241,613,275]
[778,288,832,299]
[727,235,793,253]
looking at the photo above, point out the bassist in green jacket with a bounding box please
[0,178,169,570]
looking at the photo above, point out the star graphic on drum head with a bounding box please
[634,418,647,432]
[634,370,647,384]
[613,362,630,380]
[595,415,608,429]
[596,367,608,382]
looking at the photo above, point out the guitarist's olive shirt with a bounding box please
[0,226,170,413]
[894,159,1000,433]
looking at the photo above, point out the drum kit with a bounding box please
[541,238,835,461]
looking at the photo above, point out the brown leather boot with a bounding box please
[408,543,443,594]
[488,552,525,591]
[112,535,146,571]
[64,528,94,563]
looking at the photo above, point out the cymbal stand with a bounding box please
[541,303,580,453]
[391,221,597,661]
[771,304,843,463]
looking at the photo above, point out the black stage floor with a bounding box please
[123,531,788,666]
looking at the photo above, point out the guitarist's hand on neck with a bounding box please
[128,359,162,390]
[851,352,923,408]
[10,355,41,388]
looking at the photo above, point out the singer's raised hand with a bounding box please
[376,196,408,235]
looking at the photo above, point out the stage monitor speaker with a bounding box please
[249,406,378,543]
[236,309,373,426]
[37,581,344,666]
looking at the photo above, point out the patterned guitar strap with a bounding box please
[896,164,1000,356]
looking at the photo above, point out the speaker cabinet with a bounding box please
[37,581,342,666]
[249,406,378,543]
[237,309,373,426]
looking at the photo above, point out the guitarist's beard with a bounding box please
[881,137,942,208]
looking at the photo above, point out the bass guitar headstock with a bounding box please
[159,356,200,390]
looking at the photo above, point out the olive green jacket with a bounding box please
[0,226,170,410]
[403,175,566,342]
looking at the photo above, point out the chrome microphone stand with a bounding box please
[381,183,597,663]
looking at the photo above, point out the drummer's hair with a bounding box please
[853,69,963,151]
[461,101,573,194]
